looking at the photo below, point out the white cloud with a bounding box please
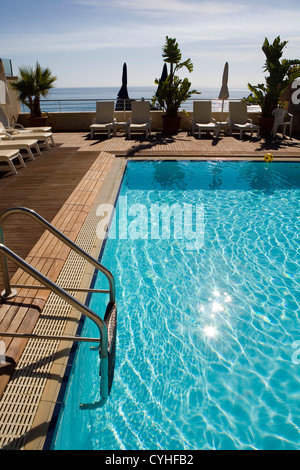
[71,0,246,16]
[1,24,160,54]
[5,0,300,87]
[5,0,300,56]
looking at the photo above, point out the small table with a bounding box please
[217,121,230,134]
[114,121,127,135]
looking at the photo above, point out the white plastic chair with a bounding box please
[127,101,152,139]
[0,136,41,160]
[0,149,26,175]
[90,101,116,139]
[192,101,220,138]
[0,114,51,133]
[228,102,260,139]
[7,123,52,133]
[271,108,293,138]
[0,122,54,149]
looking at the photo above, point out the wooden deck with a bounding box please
[0,130,300,449]
[57,130,300,158]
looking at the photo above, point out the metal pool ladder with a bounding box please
[0,207,117,407]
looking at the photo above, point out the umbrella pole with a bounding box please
[219,100,224,132]
[6,109,10,128]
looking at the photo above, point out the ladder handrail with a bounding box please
[0,243,106,340]
[0,206,117,402]
[0,207,115,303]
[0,243,110,401]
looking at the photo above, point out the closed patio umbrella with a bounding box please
[218,62,229,125]
[117,62,129,100]
[116,62,129,112]
[156,63,168,96]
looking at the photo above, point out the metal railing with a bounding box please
[20,97,258,114]
[21,98,150,114]
[0,207,117,405]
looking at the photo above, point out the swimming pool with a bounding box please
[50,160,300,450]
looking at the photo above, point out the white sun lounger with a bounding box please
[192,101,220,138]
[0,149,26,175]
[0,137,41,160]
[6,123,52,133]
[127,101,152,139]
[0,123,54,149]
[90,101,116,139]
[0,114,52,133]
[228,102,260,139]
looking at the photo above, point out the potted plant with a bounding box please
[152,36,199,133]
[10,61,57,126]
[247,36,300,134]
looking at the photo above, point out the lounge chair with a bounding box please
[228,102,260,139]
[90,101,116,139]
[0,149,26,175]
[271,108,293,138]
[0,123,54,149]
[192,101,220,138]
[6,123,52,133]
[0,137,41,160]
[0,113,52,133]
[127,101,151,139]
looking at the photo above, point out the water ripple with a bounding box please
[53,162,300,450]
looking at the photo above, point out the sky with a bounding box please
[1,0,300,90]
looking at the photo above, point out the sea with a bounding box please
[22,86,253,114]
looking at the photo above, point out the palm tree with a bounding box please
[10,62,57,118]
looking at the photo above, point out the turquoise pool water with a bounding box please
[51,161,300,450]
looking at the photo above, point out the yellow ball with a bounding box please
[264,153,273,162]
